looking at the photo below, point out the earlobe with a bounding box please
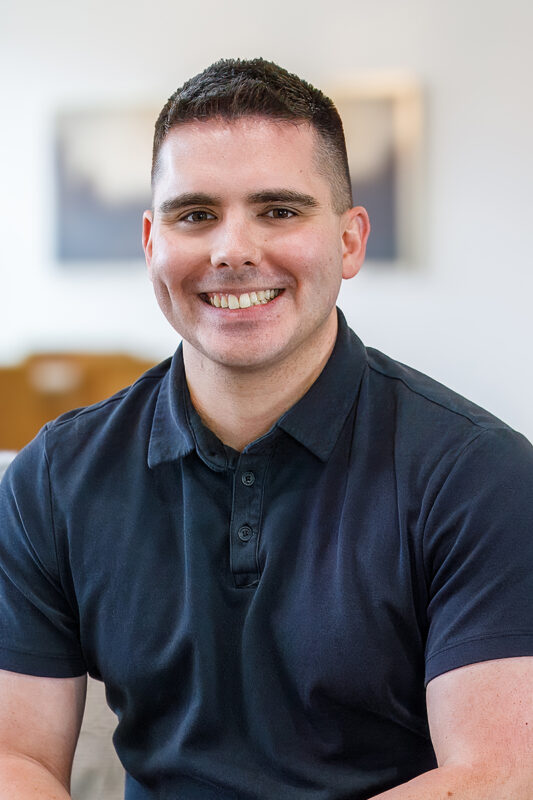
[142,210,154,275]
[341,206,371,280]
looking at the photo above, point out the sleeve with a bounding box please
[423,427,533,685]
[0,430,87,677]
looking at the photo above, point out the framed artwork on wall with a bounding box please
[54,79,423,267]
[330,75,424,267]
[54,108,156,263]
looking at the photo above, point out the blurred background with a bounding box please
[1,0,531,441]
[0,2,531,795]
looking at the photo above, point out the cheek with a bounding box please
[269,229,316,265]
[150,275,174,317]
[148,246,185,312]
[271,229,341,281]
[150,238,199,289]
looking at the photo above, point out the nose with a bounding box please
[210,215,261,269]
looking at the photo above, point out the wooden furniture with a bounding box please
[0,352,158,451]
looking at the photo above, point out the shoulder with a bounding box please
[2,356,173,492]
[352,342,533,507]
[44,357,172,436]
[42,357,172,460]
[365,346,508,434]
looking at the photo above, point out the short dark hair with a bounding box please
[151,58,352,214]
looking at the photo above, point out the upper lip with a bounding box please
[200,288,282,294]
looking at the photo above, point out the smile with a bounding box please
[201,289,283,309]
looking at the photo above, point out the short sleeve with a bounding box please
[0,430,86,677]
[424,427,533,685]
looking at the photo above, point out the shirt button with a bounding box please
[241,471,255,486]
[238,525,253,542]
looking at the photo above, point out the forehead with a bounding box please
[153,117,330,202]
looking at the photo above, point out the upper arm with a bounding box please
[427,657,533,789]
[0,668,87,790]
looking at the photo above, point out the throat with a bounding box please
[187,373,288,451]
[182,310,338,450]
[184,347,335,452]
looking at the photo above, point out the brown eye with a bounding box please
[182,210,216,223]
[265,208,296,219]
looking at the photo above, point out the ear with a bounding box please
[142,210,154,278]
[341,206,371,280]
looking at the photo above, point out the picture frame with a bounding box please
[330,74,424,267]
[54,107,156,263]
[54,79,423,267]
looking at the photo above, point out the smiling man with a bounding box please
[1,59,533,800]
[143,113,368,450]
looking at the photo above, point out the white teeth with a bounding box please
[206,289,280,309]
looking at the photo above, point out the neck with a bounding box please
[183,314,338,451]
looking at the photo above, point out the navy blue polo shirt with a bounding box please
[1,309,533,800]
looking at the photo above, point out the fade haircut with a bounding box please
[151,58,353,214]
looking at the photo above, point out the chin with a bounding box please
[211,352,279,372]
[193,338,289,372]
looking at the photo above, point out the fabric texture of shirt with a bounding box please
[1,309,533,800]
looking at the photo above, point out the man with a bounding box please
[0,59,532,799]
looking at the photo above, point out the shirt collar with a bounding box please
[148,308,367,468]
[148,346,194,468]
[275,309,367,461]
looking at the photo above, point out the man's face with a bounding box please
[143,117,368,374]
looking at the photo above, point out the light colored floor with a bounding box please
[71,677,125,800]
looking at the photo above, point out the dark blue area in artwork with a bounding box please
[352,153,397,261]
[55,143,150,262]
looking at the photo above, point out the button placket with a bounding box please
[229,452,270,588]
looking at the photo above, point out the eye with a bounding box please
[264,207,297,219]
[180,210,216,223]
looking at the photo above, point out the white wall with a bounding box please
[2,0,532,439]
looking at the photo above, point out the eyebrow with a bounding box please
[158,189,320,215]
[158,193,221,215]
[246,190,320,208]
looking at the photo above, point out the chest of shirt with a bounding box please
[58,432,429,741]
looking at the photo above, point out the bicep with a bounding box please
[0,669,87,789]
[427,657,533,781]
